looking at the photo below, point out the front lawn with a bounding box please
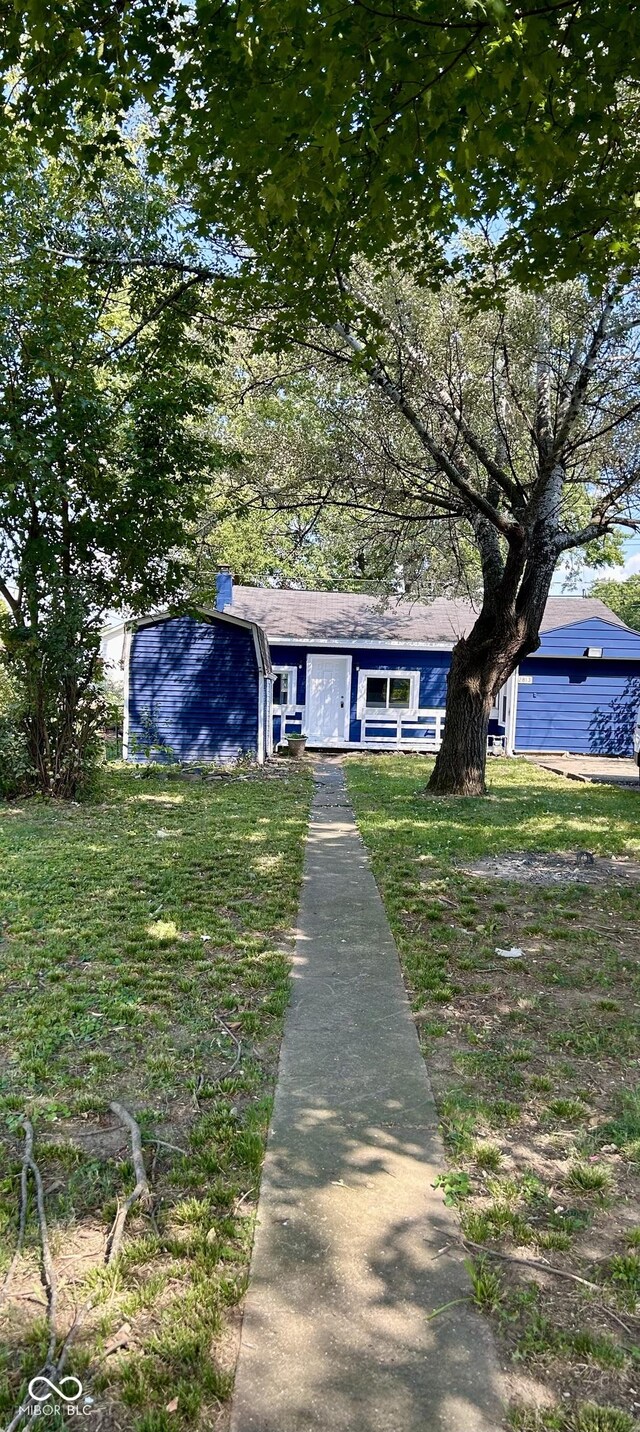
[346,756,640,1432]
[0,763,311,1431]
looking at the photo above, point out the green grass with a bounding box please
[346,755,640,1428]
[468,1254,503,1312]
[472,1141,503,1171]
[0,763,311,1430]
[607,1253,640,1311]
[509,1404,635,1431]
[567,1163,612,1194]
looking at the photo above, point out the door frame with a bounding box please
[305,653,352,745]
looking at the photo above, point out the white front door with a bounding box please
[306,655,351,744]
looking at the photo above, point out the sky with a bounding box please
[551,533,640,594]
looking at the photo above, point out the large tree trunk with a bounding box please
[428,543,558,795]
[427,637,499,796]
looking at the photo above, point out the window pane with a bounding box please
[366,676,388,707]
[273,673,289,704]
[389,678,411,707]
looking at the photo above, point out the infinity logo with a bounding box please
[28,1376,83,1404]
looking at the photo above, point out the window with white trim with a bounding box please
[272,665,297,708]
[356,669,419,718]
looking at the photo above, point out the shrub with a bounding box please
[0,710,35,799]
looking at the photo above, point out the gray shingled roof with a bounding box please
[225,587,625,646]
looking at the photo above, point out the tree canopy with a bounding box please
[0,136,226,795]
[2,2,640,296]
[591,574,640,632]
[195,337,480,597]
[3,6,640,794]
[205,261,640,791]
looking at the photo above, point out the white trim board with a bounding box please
[269,637,455,651]
[121,626,133,760]
[128,607,264,640]
[520,652,640,662]
[304,740,439,751]
[256,667,265,765]
[272,664,298,709]
[503,670,519,757]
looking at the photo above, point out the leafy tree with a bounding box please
[2,2,640,288]
[0,139,223,797]
[195,343,478,596]
[5,5,640,794]
[591,575,640,633]
[214,266,640,793]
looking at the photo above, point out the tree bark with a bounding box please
[427,637,498,796]
[427,544,558,795]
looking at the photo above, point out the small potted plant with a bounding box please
[286,731,308,757]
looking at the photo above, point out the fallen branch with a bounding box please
[105,1103,152,1262]
[463,1240,639,1340]
[3,1121,60,1432]
[4,1105,156,1432]
[597,1303,637,1336]
[462,1239,601,1290]
[192,1072,204,1112]
[26,1122,58,1364]
[213,1013,242,1079]
[146,1137,188,1156]
[0,1120,33,1307]
[5,1299,97,1432]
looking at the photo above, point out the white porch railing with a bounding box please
[280,709,305,738]
[278,705,505,753]
[361,707,446,748]
[278,706,447,749]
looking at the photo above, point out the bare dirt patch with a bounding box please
[460,850,640,885]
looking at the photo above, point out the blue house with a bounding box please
[124,603,272,764]
[120,573,640,761]
[222,578,640,757]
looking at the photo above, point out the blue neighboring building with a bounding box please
[121,572,640,762]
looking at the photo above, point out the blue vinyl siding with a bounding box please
[271,630,640,754]
[129,615,259,762]
[516,621,640,754]
[124,607,640,761]
[269,644,450,742]
[515,659,640,755]
[536,617,640,660]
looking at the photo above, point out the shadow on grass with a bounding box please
[346,755,640,861]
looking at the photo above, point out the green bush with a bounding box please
[0,710,35,799]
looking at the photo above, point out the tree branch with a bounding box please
[336,273,522,505]
[553,287,620,455]
[0,575,19,617]
[333,322,523,541]
[554,517,633,553]
[0,1121,33,1308]
[102,276,205,361]
[105,1102,152,1262]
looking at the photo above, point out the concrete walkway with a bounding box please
[230,762,504,1432]
[528,753,639,788]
